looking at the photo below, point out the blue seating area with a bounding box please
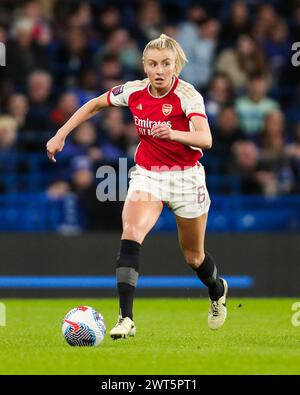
[155,195,300,233]
[0,191,299,233]
[0,193,82,232]
[0,152,299,232]
[0,151,71,193]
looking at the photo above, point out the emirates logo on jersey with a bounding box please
[162,103,172,116]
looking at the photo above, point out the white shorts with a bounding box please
[127,163,211,219]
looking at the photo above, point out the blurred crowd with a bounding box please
[0,0,299,229]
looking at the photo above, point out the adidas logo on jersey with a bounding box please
[136,104,143,110]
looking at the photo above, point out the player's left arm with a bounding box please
[151,115,212,149]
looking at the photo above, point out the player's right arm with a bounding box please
[46,92,110,162]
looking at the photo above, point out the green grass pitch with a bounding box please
[0,298,299,375]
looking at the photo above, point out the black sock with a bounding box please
[116,239,141,319]
[117,283,135,320]
[193,252,224,301]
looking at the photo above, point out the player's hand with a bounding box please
[46,134,65,162]
[151,124,175,140]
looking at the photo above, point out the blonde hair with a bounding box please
[0,115,18,147]
[0,115,18,133]
[143,34,188,75]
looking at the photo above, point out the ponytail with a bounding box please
[143,34,188,75]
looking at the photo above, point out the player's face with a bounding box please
[144,49,177,93]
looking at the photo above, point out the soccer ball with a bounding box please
[62,306,106,346]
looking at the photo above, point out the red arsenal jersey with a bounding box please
[107,76,207,171]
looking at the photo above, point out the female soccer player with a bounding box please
[46,34,228,339]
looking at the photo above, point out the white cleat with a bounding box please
[208,278,228,330]
[109,316,136,340]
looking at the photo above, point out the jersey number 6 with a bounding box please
[197,185,206,204]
